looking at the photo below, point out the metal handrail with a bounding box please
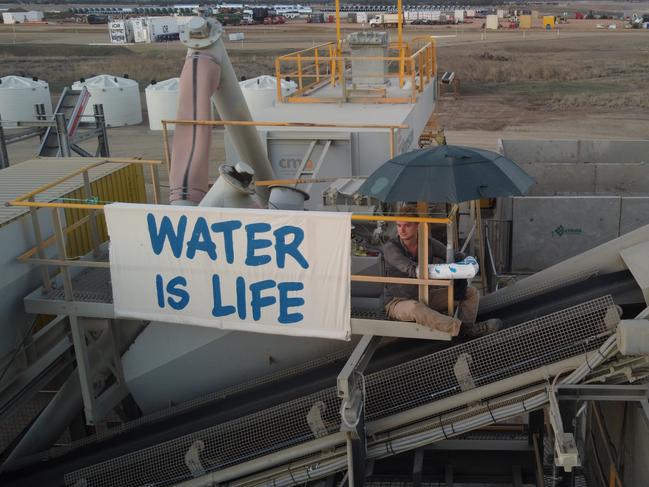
[7,158,162,293]
[9,142,455,317]
[275,38,437,103]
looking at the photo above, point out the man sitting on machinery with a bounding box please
[382,204,502,337]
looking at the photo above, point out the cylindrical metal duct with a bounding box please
[268,186,310,211]
[199,162,264,208]
[179,17,274,204]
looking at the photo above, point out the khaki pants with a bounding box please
[385,286,480,336]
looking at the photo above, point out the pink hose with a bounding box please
[169,53,221,204]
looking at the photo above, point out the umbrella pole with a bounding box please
[469,200,476,257]
[417,201,429,305]
[446,206,456,315]
[475,199,487,294]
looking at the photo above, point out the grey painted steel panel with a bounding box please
[122,323,351,413]
[265,132,352,210]
[511,196,621,272]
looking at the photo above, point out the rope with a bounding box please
[485,400,497,423]
[385,432,396,455]
[287,465,297,484]
[438,417,448,439]
[52,196,107,205]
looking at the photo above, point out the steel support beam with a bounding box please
[425,439,533,452]
[412,447,424,487]
[338,335,381,487]
[0,114,9,169]
[555,384,649,402]
[557,383,649,431]
[55,113,72,157]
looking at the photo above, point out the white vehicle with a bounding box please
[369,13,402,28]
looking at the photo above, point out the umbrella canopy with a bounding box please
[359,145,535,203]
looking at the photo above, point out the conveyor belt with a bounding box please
[1,292,621,487]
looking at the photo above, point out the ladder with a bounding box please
[38,87,90,157]
[292,138,333,195]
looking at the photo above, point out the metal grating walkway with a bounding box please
[26,266,390,321]
[63,296,615,487]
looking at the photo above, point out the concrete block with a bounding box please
[501,139,649,165]
[578,140,649,164]
[511,196,621,272]
[520,163,596,195]
[596,164,649,194]
[500,139,580,164]
[620,197,649,234]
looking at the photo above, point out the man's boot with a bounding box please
[463,318,503,338]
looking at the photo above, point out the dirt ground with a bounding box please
[2,17,649,185]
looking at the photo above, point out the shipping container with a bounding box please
[1,10,44,24]
[543,15,555,29]
[148,16,179,41]
[131,18,149,43]
[485,14,499,30]
[109,20,134,44]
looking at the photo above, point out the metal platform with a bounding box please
[23,266,452,342]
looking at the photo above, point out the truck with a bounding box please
[263,14,286,24]
[215,9,243,26]
[369,13,403,28]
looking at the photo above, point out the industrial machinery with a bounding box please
[0,8,648,487]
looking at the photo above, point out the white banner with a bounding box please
[105,204,351,340]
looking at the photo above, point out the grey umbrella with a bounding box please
[359,145,535,203]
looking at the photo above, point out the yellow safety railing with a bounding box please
[160,119,408,169]
[7,158,162,293]
[275,37,437,104]
[9,152,459,318]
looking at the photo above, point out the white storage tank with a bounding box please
[0,75,52,128]
[145,78,179,131]
[72,75,142,127]
[239,75,297,114]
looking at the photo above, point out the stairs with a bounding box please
[38,87,90,157]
